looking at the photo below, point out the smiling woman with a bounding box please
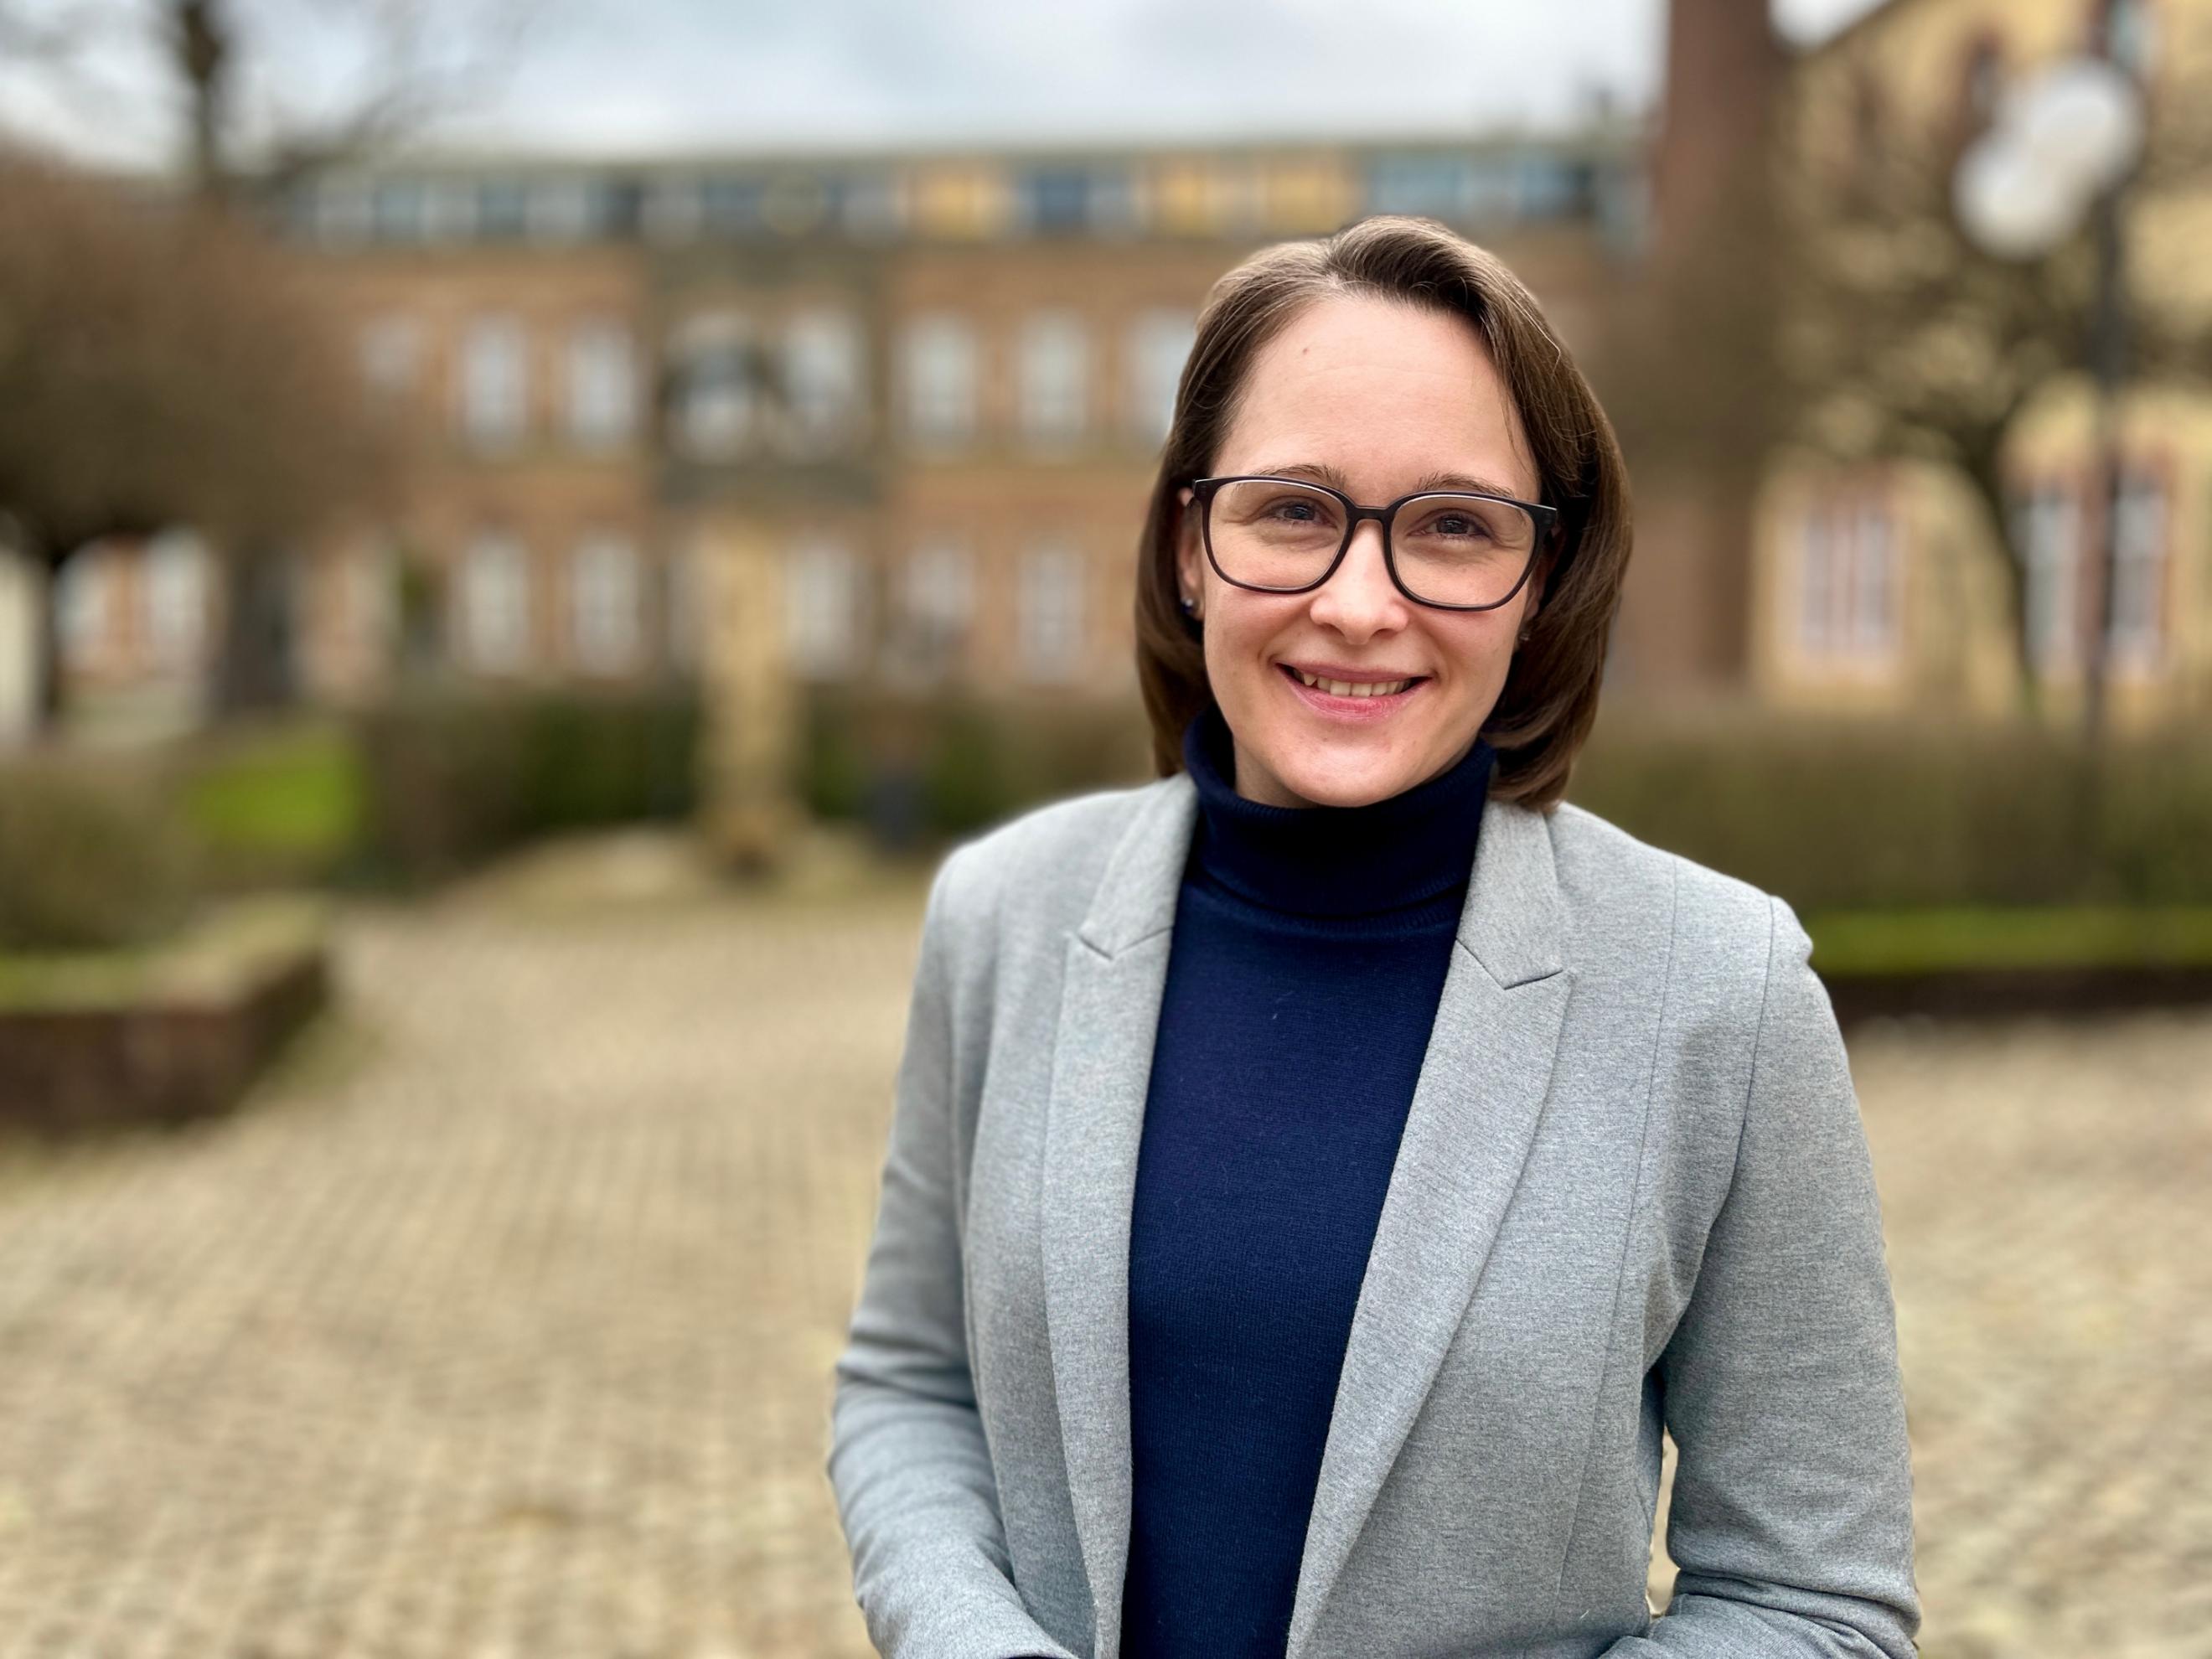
[829,217,1920,1659]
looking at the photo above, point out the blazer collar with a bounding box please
[1073,773,1196,959]
[1075,769,1563,983]
[1048,773,1570,1657]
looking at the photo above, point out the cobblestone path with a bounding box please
[0,866,2206,1657]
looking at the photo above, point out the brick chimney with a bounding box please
[1650,0,1786,266]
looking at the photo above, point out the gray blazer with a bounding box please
[828,774,1920,1659]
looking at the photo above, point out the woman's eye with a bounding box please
[1268,500,1317,521]
[1432,514,1486,538]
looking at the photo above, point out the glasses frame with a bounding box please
[1188,474,1558,612]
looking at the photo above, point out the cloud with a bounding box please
[3,0,1687,170]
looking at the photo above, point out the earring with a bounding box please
[1179,595,1200,618]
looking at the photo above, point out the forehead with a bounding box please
[1213,293,1538,500]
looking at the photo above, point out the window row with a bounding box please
[447,532,679,674]
[785,537,1093,686]
[362,313,644,452]
[365,306,1198,458]
[437,532,1098,686]
[1791,469,2174,672]
[2014,470,2170,671]
[54,530,212,672]
[295,148,1617,250]
[1794,495,1899,662]
[47,529,1101,690]
[892,307,1196,451]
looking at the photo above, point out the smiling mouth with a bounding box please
[1279,664,1429,699]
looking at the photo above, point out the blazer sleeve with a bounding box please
[826,849,1079,1659]
[1600,896,1921,1659]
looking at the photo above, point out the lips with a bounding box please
[1279,663,1429,698]
[1276,662,1427,718]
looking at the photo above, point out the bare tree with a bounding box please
[1610,37,2212,706]
[0,152,396,727]
[163,0,545,201]
[2,0,543,193]
[2,0,538,719]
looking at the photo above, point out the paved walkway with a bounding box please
[0,845,2205,1657]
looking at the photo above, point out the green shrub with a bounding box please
[354,686,700,886]
[797,688,872,822]
[1569,710,2212,912]
[514,691,700,830]
[0,757,198,950]
[795,688,1154,846]
[179,719,365,886]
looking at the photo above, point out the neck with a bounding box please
[1183,705,1494,918]
[1232,736,1485,811]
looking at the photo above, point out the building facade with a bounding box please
[267,138,1634,715]
[25,138,1625,835]
[1756,0,2212,726]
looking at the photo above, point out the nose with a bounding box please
[1307,519,1408,642]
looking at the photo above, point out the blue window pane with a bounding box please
[1025,168,1091,233]
[1515,153,1585,219]
[373,179,426,241]
[567,178,617,236]
[478,180,528,239]
[702,178,763,235]
[600,178,645,238]
[1088,167,1139,233]
[1367,156,1474,220]
[1464,158,1520,221]
[841,173,902,238]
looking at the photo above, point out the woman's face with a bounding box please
[1176,294,1544,810]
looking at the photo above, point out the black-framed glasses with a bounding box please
[1190,475,1557,612]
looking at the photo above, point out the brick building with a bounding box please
[1753,0,2212,726]
[37,140,1638,728]
[39,137,1641,825]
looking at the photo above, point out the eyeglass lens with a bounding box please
[1206,478,1534,607]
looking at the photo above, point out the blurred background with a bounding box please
[0,0,2207,1654]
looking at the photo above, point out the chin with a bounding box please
[1269,755,1421,810]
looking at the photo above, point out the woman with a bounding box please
[828,217,1919,1659]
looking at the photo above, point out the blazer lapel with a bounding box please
[1285,798,1573,1659]
[1040,776,1196,1658]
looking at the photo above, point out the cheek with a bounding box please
[1429,616,1517,682]
[1202,592,1295,661]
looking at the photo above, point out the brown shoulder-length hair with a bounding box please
[1133,215,1632,812]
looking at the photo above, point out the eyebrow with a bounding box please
[1253,461,1531,501]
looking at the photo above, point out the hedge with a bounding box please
[797,689,1155,846]
[0,754,199,950]
[352,686,701,886]
[1567,711,2212,912]
[795,695,2212,912]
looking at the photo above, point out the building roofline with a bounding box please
[266,121,1640,183]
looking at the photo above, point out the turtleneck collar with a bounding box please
[1180,703,1494,919]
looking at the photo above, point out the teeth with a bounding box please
[1292,669,1411,697]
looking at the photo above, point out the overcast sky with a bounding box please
[0,0,1888,173]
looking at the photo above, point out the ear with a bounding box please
[1174,486,1204,607]
[1519,556,1548,633]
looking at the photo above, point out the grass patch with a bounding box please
[0,895,328,1011]
[1806,906,2212,979]
[182,721,364,864]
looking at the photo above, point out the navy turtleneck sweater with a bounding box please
[1119,705,1495,1659]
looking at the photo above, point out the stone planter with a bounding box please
[0,897,331,1135]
